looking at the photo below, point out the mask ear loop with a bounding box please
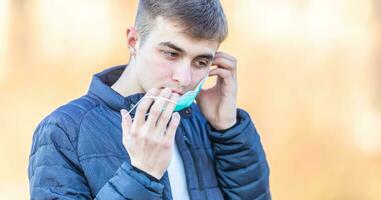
[127,73,209,115]
[128,96,177,114]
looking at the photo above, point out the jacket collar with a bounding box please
[87,65,144,114]
[87,64,194,117]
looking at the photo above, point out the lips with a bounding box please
[171,90,184,96]
[158,87,183,96]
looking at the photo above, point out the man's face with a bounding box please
[131,17,219,96]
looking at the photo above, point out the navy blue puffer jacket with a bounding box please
[28,65,271,200]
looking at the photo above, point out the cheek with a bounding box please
[149,57,174,78]
[185,68,209,90]
[137,53,174,86]
[192,68,209,82]
[151,57,172,71]
[194,67,209,76]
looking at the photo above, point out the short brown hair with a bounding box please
[135,0,228,44]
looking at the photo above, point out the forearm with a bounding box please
[96,162,164,200]
[207,109,271,200]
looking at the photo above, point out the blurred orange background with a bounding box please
[1,0,381,199]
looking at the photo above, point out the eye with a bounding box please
[162,51,179,60]
[194,59,209,68]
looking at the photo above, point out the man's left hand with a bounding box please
[196,51,238,130]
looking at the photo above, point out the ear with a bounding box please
[126,27,139,55]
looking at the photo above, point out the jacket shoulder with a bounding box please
[33,95,100,145]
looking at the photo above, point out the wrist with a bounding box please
[132,165,161,182]
[210,118,237,131]
[131,162,163,180]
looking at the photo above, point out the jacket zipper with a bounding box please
[184,135,207,200]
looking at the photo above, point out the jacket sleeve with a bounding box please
[28,121,164,200]
[207,109,271,200]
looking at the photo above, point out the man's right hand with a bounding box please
[120,88,181,180]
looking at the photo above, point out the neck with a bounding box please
[111,59,144,97]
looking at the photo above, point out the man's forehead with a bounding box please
[159,39,217,54]
[148,17,219,54]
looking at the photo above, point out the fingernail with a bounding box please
[172,92,180,99]
[174,112,180,118]
[121,109,127,117]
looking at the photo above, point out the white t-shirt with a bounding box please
[167,142,191,200]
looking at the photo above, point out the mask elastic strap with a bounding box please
[128,95,177,114]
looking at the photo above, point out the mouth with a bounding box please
[171,90,184,96]
[157,86,184,96]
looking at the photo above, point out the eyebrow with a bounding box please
[158,42,184,53]
[195,54,214,61]
[158,41,214,60]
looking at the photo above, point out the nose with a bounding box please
[172,62,192,87]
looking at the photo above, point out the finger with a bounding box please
[121,109,132,135]
[213,52,237,67]
[209,67,235,88]
[134,88,160,127]
[215,51,237,63]
[156,92,180,131]
[163,112,181,141]
[209,67,233,82]
[146,88,172,128]
[212,56,237,72]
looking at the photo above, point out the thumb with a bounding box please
[120,109,132,134]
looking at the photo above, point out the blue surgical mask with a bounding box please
[128,76,208,114]
[173,76,208,111]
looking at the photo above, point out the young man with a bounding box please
[28,0,270,199]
